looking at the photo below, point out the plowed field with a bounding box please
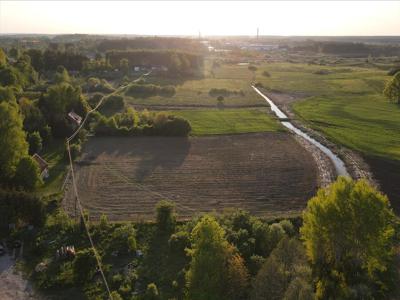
[64,133,318,221]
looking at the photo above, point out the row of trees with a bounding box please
[93,108,192,137]
[106,50,204,77]
[125,83,176,98]
[26,48,88,72]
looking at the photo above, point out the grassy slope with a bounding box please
[256,62,400,160]
[171,109,283,135]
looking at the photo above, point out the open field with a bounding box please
[63,134,318,221]
[170,108,283,135]
[256,62,400,161]
[255,62,400,211]
[125,64,265,108]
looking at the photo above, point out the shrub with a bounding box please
[248,65,257,71]
[99,95,125,114]
[217,96,224,102]
[73,248,97,285]
[28,131,43,154]
[209,88,231,97]
[262,71,271,77]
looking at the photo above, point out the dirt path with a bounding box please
[0,253,38,300]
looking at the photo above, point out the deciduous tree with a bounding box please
[301,177,397,299]
[0,101,28,182]
[383,71,400,104]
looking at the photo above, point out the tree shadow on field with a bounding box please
[82,136,191,182]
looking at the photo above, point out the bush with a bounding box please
[28,131,43,154]
[248,65,257,72]
[209,88,231,97]
[217,96,224,102]
[262,71,271,77]
[99,95,125,114]
[73,248,97,285]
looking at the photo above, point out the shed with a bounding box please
[68,111,82,126]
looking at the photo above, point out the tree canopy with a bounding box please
[300,177,398,299]
[186,215,249,300]
[0,100,28,183]
[383,71,400,104]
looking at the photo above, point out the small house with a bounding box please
[32,153,49,179]
[68,111,82,126]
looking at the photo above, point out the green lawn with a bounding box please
[255,62,400,161]
[36,139,68,196]
[171,109,283,135]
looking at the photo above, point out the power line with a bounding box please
[65,71,151,300]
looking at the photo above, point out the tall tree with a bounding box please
[300,177,398,299]
[251,237,313,300]
[14,156,42,190]
[383,71,400,104]
[186,215,249,300]
[0,101,28,182]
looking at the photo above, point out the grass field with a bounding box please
[256,62,400,161]
[125,64,265,107]
[170,109,283,135]
[36,140,68,196]
[64,134,318,221]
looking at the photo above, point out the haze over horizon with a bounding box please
[1,1,400,37]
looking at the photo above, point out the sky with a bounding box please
[0,1,399,36]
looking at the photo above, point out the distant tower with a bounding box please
[257,27,259,40]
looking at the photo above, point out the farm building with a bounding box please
[32,153,49,179]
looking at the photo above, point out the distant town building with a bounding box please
[32,153,49,179]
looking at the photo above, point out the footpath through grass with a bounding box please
[171,109,283,135]
[256,62,400,161]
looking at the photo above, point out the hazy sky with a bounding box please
[1,1,399,36]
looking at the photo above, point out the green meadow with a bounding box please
[125,64,265,107]
[256,62,400,160]
[171,109,283,136]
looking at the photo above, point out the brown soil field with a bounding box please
[63,133,318,221]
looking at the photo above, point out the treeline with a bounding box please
[93,108,191,137]
[106,50,204,76]
[97,37,206,53]
[291,41,400,57]
[26,49,88,72]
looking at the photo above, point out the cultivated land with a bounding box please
[63,134,318,221]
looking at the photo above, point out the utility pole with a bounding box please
[257,27,259,40]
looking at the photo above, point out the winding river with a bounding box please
[252,86,349,177]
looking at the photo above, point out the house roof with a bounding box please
[68,111,83,125]
[32,153,49,173]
